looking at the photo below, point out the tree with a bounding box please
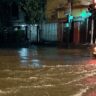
[20,0,47,24]
[0,0,19,27]
[0,0,47,26]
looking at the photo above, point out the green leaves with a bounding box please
[20,0,46,23]
[0,0,46,25]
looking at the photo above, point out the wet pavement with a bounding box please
[0,45,96,96]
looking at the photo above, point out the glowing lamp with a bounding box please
[94,47,96,51]
[93,0,96,4]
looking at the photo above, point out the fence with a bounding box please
[27,23,58,43]
[41,23,57,41]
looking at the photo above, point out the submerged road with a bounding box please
[0,46,96,96]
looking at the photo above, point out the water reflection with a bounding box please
[20,59,42,68]
[81,58,96,96]
[86,91,96,96]
[30,59,42,68]
[18,48,42,68]
[0,47,95,96]
[87,57,96,64]
[18,48,28,59]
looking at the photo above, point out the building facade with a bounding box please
[46,0,93,45]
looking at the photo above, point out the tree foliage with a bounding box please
[20,0,46,23]
[0,0,47,26]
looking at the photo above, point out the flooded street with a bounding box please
[0,46,96,96]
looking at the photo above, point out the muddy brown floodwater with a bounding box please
[0,46,96,96]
